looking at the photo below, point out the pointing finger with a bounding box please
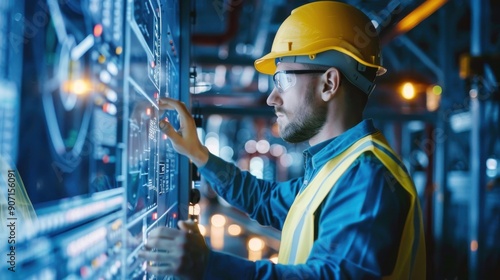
[158,98,191,121]
[159,120,182,141]
[158,98,196,132]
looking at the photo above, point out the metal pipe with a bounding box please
[432,7,451,279]
[381,0,449,45]
[469,0,490,279]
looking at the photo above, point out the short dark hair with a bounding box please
[340,72,369,113]
[302,64,369,112]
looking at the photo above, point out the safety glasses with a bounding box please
[272,70,326,93]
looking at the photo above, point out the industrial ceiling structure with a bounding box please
[189,0,498,114]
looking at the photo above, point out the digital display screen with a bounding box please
[4,0,188,278]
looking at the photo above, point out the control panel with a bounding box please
[1,0,190,279]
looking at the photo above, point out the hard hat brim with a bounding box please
[255,45,387,76]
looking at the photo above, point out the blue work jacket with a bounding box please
[199,119,414,279]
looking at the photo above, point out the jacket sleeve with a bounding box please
[203,152,411,279]
[198,152,302,229]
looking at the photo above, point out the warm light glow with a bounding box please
[93,24,103,37]
[395,0,449,33]
[227,224,242,236]
[426,85,441,111]
[248,237,265,251]
[98,54,106,64]
[63,79,91,95]
[111,219,122,231]
[401,82,416,100]
[248,237,265,261]
[471,240,478,252]
[189,204,201,216]
[210,225,224,250]
[210,214,226,227]
[198,224,206,236]
[115,46,123,55]
[269,254,279,264]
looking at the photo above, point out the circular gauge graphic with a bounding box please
[42,0,93,170]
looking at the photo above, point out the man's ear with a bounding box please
[321,67,341,102]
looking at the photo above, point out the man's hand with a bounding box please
[158,97,209,167]
[139,220,209,279]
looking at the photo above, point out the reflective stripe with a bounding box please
[287,140,375,264]
[278,132,426,279]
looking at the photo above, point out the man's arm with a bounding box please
[158,97,209,167]
[157,97,300,228]
[198,151,301,229]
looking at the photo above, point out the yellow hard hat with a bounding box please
[255,1,386,93]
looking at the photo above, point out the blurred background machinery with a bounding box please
[188,1,500,279]
[0,0,499,280]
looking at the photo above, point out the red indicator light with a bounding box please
[102,155,110,164]
[173,213,177,219]
[94,24,103,37]
[150,61,155,68]
[154,92,159,99]
[80,266,89,277]
[152,212,158,220]
[102,103,117,115]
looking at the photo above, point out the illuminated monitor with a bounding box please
[5,0,188,279]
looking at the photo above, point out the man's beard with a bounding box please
[279,88,327,143]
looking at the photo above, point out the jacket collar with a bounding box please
[303,119,378,170]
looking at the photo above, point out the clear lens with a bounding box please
[273,72,296,93]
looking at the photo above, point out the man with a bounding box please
[139,1,426,279]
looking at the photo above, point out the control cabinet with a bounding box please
[0,0,191,279]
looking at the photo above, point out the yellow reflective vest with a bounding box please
[278,131,426,279]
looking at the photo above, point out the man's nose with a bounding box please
[266,87,282,107]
